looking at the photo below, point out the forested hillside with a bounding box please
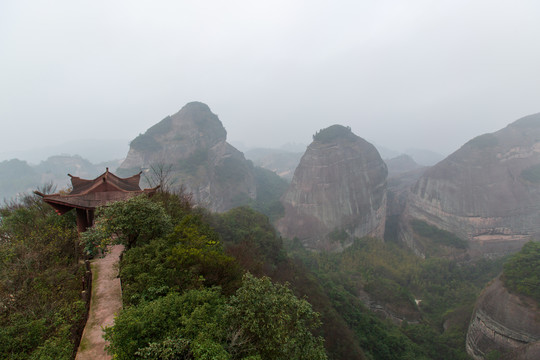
[0,191,86,359]
[1,188,508,359]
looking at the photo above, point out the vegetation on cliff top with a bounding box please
[312,125,356,143]
[503,241,540,303]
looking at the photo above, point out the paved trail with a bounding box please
[76,245,124,360]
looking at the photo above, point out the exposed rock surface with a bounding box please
[276,125,387,251]
[401,113,540,257]
[118,102,256,212]
[500,341,540,360]
[466,276,540,359]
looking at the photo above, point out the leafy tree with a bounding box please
[105,274,327,360]
[119,212,241,306]
[83,195,172,250]
[104,287,228,360]
[226,273,327,360]
[214,206,285,267]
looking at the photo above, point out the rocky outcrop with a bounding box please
[276,125,387,251]
[118,102,256,212]
[500,341,540,360]
[401,113,540,257]
[466,277,540,359]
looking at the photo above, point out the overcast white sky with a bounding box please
[1,0,539,162]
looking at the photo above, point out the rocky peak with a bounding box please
[123,102,227,168]
[276,125,387,251]
[401,113,540,257]
[118,102,256,212]
[466,277,540,359]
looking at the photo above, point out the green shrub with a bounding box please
[106,274,327,360]
[94,195,173,248]
[104,288,227,360]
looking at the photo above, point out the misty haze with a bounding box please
[1,1,540,360]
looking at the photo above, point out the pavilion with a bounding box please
[35,168,158,232]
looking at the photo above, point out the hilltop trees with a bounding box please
[105,274,326,360]
[80,195,172,254]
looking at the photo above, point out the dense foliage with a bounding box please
[106,274,327,360]
[503,241,540,303]
[1,181,508,360]
[289,237,504,359]
[0,193,85,359]
[81,194,172,252]
[96,194,328,360]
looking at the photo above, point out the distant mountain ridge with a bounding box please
[0,155,122,201]
[400,113,540,257]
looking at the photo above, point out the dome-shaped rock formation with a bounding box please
[276,125,387,251]
[401,113,540,257]
[119,102,256,212]
[466,276,540,359]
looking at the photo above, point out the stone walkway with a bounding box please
[76,245,124,360]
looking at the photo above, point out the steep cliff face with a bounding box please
[118,102,256,212]
[401,113,540,257]
[276,125,387,251]
[466,277,540,359]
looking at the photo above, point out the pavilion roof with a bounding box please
[35,168,158,214]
